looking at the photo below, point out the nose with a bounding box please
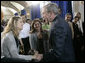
[36,24,39,27]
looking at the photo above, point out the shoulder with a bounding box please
[29,32,37,37]
[2,31,15,43]
[2,34,13,48]
[54,17,70,32]
[54,16,66,26]
[6,31,14,38]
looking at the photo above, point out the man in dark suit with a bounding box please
[72,16,84,62]
[41,3,75,62]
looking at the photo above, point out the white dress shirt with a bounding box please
[19,23,30,38]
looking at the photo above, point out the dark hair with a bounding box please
[20,15,27,19]
[30,18,42,34]
[26,19,31,22]
[74,16,79,19]
[77,12,81,15]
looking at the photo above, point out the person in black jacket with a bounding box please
[41,3,75,62]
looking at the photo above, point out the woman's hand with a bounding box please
[33,53,43,61]
[32,50,43,61]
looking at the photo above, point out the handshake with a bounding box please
[28,49,43,62]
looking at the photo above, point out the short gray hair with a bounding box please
[43,3,59,15]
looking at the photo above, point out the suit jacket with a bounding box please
[43,15,75,62]
[1,31,33,61]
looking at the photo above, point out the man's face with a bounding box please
[75,18,79,22]
[65,15,71,21]
[41,8,51,22]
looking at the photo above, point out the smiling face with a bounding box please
[34,21,41,31]
[41,8,52,22]
[16,18,24,30]
[73,16,79,23]
[74,17,79,23]
[65,14,72,21]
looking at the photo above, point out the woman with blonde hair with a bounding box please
[1,16,42,62]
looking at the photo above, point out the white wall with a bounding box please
[72,1,84,34]
[72,1,84,22]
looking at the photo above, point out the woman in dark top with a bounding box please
[29,18,49,54]
[37,39,44,53]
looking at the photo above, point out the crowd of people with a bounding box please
[1,3,84,62]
